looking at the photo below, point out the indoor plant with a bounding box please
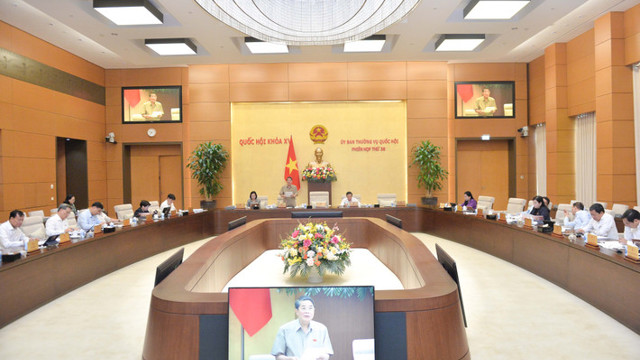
[411,140,448,206]
[186,142,229,209]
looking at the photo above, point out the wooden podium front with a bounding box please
[307,181,332,206]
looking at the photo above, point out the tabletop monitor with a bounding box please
[385,214,402,229]
[154,248,184,286]
[454,81,515,118]
[228,286,375,360]
[122,85,182,123]
[435,244,467,327]
[228,216,247,231]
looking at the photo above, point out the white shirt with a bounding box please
[581,213,618,240]
[340,197,361,208]
[45,214,69,237]
[564,210,591,229]
[0,220,28,250]
[623,226,640,241]
[160,200,176,212]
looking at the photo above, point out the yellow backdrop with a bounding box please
[231,101,407,206]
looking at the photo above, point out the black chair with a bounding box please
[228,216,247,231]
[154,248,184,286]
[291,211,343,218]
[385,214,402,229]
[435,244,467,327]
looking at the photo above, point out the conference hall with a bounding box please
[1,1,640,359]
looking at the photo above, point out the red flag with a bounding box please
[124,89,141,107]
[229,288,272,337]
[284,136,301,190]
[457,84,474,103]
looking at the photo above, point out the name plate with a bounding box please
[524,217,532,227]
[144,214,152,222]
[627,245,639,260]
[123,218,130,226]
[94,225,102,234]
[27,239,39,252]
[587,233,599,246]
[553,224,562,235]
[439,203,447,209]
[170,210,177,216]
[396,201,406,207]
[59,232,70,244]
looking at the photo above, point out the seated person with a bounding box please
[620,209,640,245]
[160,193,177,212]
[271,296,333,360]
[141,93,164,120]
[576,203,618,240]
[340,191,360,208]
[63,194,78,216]
[134,200,152,219]
[542,196,551,209]
[246,191,260,209]
[77,202,106,231]
[279,177,298,208]
[0,210,30,250]
[45,204,74,237]
[563,202,591,229]
[529,196,550,221]
[459,191,477,210]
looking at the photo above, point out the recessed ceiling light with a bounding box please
[464,0,530,20]
[344,35,386,53]
[145,38,197,56]
[435,34,485,51]
[94,0,163,26]
[245,37,289,54]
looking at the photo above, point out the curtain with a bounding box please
[534,124,547,196]
[633,64,640,205]
[575,113,596,206]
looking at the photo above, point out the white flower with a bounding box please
[289,248,297,257]
[326,252,337,261]
[316,224,324,232]
[306,258,314,267]
[306,250,315,258]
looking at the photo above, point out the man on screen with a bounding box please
[271,296,333,360]
[474,88,497,116]
[141,93,164,120]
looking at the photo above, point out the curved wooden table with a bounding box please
[143,217,470,360]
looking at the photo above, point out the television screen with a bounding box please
[454,81,515,118]
[228,286,375,360]
[122,86,182,123]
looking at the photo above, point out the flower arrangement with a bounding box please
[301,166,337,183]
[280,221,351,278]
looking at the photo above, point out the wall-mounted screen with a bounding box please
[122,86,182,123]
[228,286,375,360]
[454,81,515,118]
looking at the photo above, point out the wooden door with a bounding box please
[130,155,160,209]
[457,140,510,210]
[159,155,183,208]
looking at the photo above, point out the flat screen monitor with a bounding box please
[228,286,375,360]
[122,86,182,123]
[435,244,467,327]
[154,248,184,286]
[228,216,247,231]
[454,81,515,118]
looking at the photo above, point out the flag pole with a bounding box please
[240,325,245,360]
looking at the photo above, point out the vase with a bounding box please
[306,267,323,283]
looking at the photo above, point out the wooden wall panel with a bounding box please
[567,29,595,116]
[347,62,407,81]
[288,63,348,82]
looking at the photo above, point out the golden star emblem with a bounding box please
[286,158,297,172]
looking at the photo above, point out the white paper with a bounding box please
[301,347,329,360]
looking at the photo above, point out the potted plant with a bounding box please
[186,142,229,209]
[411,140,448,206]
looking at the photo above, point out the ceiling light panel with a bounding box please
[344,35,386,52]
[145,38,197,55]
[464,0,530,20]
[245,38,289,54]
[435,34,485,51]
[94,0,163,25]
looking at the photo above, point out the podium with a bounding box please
[307,181,332,206]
